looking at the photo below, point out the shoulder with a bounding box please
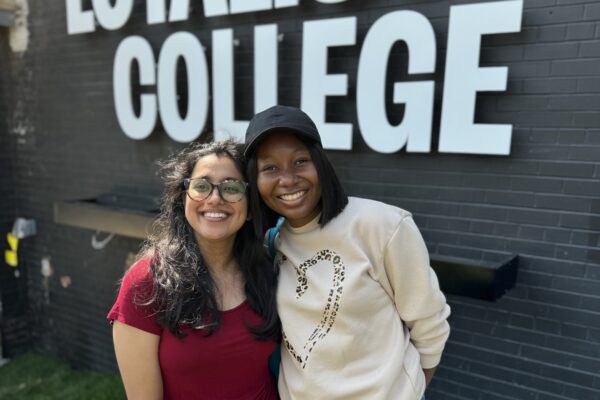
[120,257,155,298]
[344,197,412,227]
[123,257,152,280]
[108,257,162,335]
[326,197,414,247]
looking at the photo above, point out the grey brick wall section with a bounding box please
[0,35,30,357]
[1,0,598,398]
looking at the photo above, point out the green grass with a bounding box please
[0,352,126,400]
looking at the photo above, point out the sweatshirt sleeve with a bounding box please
[382,215,451,369]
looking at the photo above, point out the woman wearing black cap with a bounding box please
[245,105,451,400]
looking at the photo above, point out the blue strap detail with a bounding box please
[268,345,281,379]
[267,217,285,258]
[267,217,285,380]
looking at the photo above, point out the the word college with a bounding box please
[66,0,523,155]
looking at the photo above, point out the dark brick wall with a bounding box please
[2,0,598,398]
[0,31,30,358]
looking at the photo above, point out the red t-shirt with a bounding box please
[107,258,278,400]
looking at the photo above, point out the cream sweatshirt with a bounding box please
[275,197,451,400]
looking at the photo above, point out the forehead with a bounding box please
[190,154,242,179]
[256,131,308,158]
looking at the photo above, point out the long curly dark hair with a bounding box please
[139,139,279,340]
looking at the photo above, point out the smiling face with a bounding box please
[184,154,248,248]
[256,131,322,228]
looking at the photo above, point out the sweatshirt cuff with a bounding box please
[420,353,442,369]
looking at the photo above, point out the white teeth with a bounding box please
[280,191,305,201]
[204,212,227,218]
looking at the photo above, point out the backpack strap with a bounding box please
[266,216,285,258]
[266,216,286,379]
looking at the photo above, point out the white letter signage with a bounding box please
[158,32,209,143]
[113,36,157,140]
[92,0,134,30]
[439,0,523,155]
[301,17,357,150]
[76,1,523,155]
[357,11,436,154]
[66,0,95,34]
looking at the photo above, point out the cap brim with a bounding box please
[244,126,319,157]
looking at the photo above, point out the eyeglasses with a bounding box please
[183,178,248,203]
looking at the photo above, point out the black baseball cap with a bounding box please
[244,105,322,157]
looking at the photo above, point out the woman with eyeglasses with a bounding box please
[107,140,279,400]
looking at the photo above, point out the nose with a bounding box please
[278,167,298,186]
[205,186,224,204]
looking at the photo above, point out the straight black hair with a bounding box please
[246,132,349,238]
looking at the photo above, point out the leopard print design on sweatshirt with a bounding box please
[278,249,346,368]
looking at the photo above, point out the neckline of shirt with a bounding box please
[284,212,322,234]
[221,299,248,313]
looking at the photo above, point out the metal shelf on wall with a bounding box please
[429,254,518,302]
[53,193,160,240]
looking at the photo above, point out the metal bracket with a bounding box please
[430,254,519,301]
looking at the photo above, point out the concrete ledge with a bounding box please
[53,193,159,240]
[0,0,17,12]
